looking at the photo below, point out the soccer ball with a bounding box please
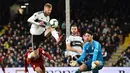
[49,19,59,28]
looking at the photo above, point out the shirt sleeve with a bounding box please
[76,44,87,63]
[27,12,40,25]
[92,43,100,61]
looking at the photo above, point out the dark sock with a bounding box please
[92,67,98,73]
[75,69,81,73]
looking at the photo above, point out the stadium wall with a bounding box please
[0,67,130,73]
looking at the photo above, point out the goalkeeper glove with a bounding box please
[70,60,77,66]
[91,61,97,69]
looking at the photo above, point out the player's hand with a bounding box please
[39,21,45,27]
[91,62,97,69]
[70,60,77,66]
[50,60,54,63]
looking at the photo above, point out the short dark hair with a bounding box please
[71,25,77,27]
[84,31,93,36]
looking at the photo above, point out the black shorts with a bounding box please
[32,33,46,49]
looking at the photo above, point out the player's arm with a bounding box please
[81,38,84,47]
[66,37,81,53]
[66,44,78,52]
[42,51,52,60]
[42,50,55,63]
[91,43,101,69]
[38,48,52,61]
[38,48,55,63]
[76,44,87,64]
[92,43,100,61]
[27,13,42,26]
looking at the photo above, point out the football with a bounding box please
[49,19,59,28]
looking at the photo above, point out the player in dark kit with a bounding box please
[24,47,54,73]
[0,57,5,73]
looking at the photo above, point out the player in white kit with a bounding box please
[27,3,60,49]
[66,25,91,73]
[65,25,83,65]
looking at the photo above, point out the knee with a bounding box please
[79,64,87,71]
[35,67,43,73]
[94,60,102,67]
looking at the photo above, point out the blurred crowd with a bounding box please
[0,21,66,67]
[0,16,126,67]
[109,46,130,67]
[63,17,123,66]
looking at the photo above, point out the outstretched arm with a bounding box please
[76,44,87,64]
[38,48,52,60]
[42,51,52,61]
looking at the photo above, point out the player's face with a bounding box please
[83,33,92,42]
[44,7,52,16]
[71,27,77,35]
[29,48,33,52]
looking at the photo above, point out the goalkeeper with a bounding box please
[70,31,104,73]
[27,3,62,49]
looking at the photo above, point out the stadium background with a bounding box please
[0,0,130,72]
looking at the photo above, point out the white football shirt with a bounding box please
[28,11,50,35]
[65,35,83,56]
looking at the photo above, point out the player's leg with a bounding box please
[33,35,41,49]
[75,63,88,73]
[92,60,103,73]
[44,27,51,37]
[75,59,92,73]
[35,66,43,73]
[44,27,63,44]
[50,28,63,43]
[33,30,46,49]
[92,68,99,73]
[73,55,91,73]
[41,64,45,73]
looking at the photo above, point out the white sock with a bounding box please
[51,29,59,41]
